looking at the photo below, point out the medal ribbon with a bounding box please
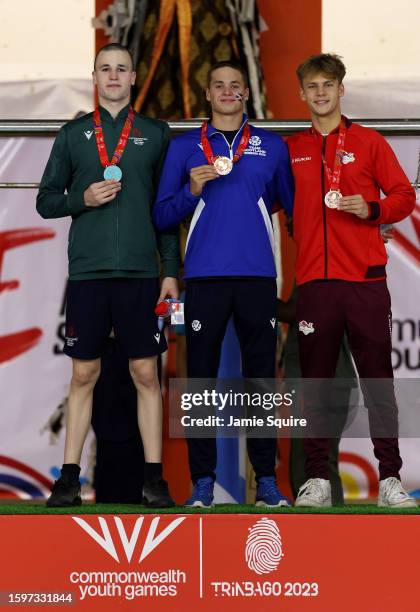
[200,121,251,166]
[317,118,347,192]
[93,106,134,170]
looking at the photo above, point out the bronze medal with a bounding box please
[213,156,233,175]
[324,190,342,209]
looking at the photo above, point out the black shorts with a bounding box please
[64,278,167,360]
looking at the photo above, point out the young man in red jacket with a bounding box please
[287,53,416,508]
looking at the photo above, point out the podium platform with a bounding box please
[0,504,419,611]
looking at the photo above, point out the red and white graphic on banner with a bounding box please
[0,514,419,610]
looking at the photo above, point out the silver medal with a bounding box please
[104,165,122,181]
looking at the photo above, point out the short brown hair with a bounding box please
[296,53,346,85]
[207,61,248,88]
[94,43,134,71]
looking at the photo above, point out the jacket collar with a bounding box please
[309,115,352,137]
[207,113,248,138]
[99,103,131,123]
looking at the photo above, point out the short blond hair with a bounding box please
[296,53,346,85]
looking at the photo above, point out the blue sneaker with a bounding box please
[185,477,214,507]
[256,477,290,507]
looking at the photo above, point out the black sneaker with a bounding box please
[46,478,82,507]
[143,479,175,508]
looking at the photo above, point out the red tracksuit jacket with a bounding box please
[287,118,415,286]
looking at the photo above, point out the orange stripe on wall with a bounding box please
[259,0,321,301]
[259,0,322,120]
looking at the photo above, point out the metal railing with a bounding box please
[1,119,420,189]
[2,118,420,135]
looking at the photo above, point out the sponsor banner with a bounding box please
[342,136,420,498]
[386,136,420,379]
[0,136,73,500]
[0,514,419,610]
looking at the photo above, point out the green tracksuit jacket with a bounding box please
[36,104,179,280]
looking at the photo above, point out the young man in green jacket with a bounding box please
[37,43,179,508]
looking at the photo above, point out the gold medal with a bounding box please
[324,190,341,209]
[213,156,233,176]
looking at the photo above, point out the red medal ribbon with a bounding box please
[200,121,251,166]
[317,118,347,192]
[93,106,135,170]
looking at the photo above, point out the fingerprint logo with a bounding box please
[245,518,284,574]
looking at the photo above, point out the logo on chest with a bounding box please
[244,135,266,157]
[291,156,312,164]
[129,136,148,146]
[338,150,355,164]
[129,127,148,146]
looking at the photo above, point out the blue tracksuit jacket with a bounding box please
[153,116,294,279]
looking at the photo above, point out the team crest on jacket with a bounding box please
[191,320,202,332]
[129,136,148,146]
[298,320,315,335]
[244,135,266,157]
[338,150,355,165]
[249,135,261,147]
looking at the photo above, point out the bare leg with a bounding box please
[64,358,101,465]
[129,356,162,462]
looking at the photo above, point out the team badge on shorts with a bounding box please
[298,320,315,335]
[154,333,160,344]
[270,318,276,328]
[191,320,202,332]
[65,325,79,347]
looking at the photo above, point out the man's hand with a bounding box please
[380,225,394,243]
[338,195,369,219]
[285,215,293,238]
[84,180,121,207]
[189,165,219,197]
[158,277,179,303]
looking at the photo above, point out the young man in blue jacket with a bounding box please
[153,62,294,507]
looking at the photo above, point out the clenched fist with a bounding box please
[84,180,121,207]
